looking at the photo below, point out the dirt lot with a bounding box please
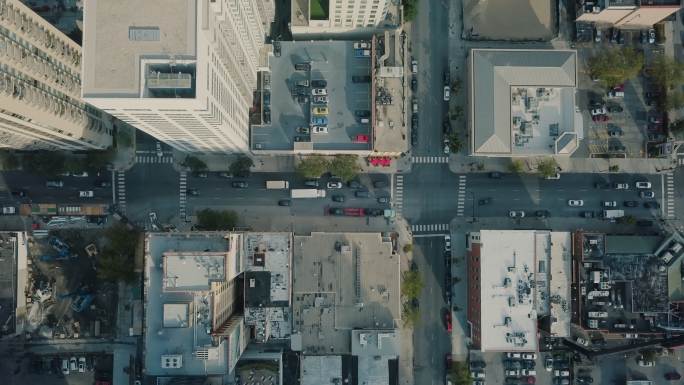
[26,229,118,339]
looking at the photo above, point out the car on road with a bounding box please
[648,28,656,44]
[304,180,319,187]
[329,208,344,216]
[311,125,328,133]
[590,106,607,116]
[219,172,233,178]
[637,359,655,367]
[636,181,652,189]
[351,75,371,83]
[509,210,525,218]
[535,210,549,218]
[568,200,584,207]
[327,181,342,189]
[373,180,387,189]
[311,79,327,88]
[640,191,655,198]
[624,201,639,207]
[613,182,629,189]
[354,190,370,198]
[444,235,451,251]
[444,311,452,332]
[594,182,611,189]
[231,181,248,188]
[603,201,617,207]
[78,357,86,373]
[478,198,492,206]
[277,199,291,206]
[411,76,417,91]
[489,172,502,179]
[582,211,595,218]
[194,172,208,178]
[79,190,94,198]
[377,196,389,204]
[443,86,450,101]
[411,59,418,74]
[332,195,345,203]
[577,376,594,384]
[46,180,64,188]
[644,201,660,209]
[665,372,681,380]
[348,180,362,189]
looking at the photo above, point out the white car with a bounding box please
[443,86,450,101]
[568,200,584,207]
[444,235,451,251]
[638,359,655,367]
[311,88,327,96]
[506,352,521,359]
[521,369,536,376]
[613,182,629,189]
[505,369,520,377]
[312,126,328,134]
[544,357,553,371]
[554,369,570,377]
[149,211,158,223]
[590,106,607,116]
[509,211,525,218]
[545,173,560,180]
[636,181,652,189]
[640,191,655,199]
[411,60,418,74]
[69,357,77,371]
[62,359,70,375]
[327,181,342,189]
[156,142,163,157]
[470,371,485,379]
[1,206,15,215]
[648,28,656,44]
[576,337,589,346]
[521,353,537,360]
[79,190,94,198]
[603,201,617,207]
[78,357,86,373]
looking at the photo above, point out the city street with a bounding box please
[0,171,113,205]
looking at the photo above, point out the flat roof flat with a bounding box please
[82,0,197,97]
[163,252,226,291]
[301,356,342,385]
[478,230,539,352]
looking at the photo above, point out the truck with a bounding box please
[266,181,289,189]
[344,208,365,217]
[602,209,624,219]
[290,189,326,199]
[21,203,58,216]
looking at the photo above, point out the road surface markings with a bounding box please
[179,171,187,218]
[394,174,404,215]
[410,156,449,164]
[411,223,450,233]
[116,171,126,214]
[677,156,684,166]
[665,172,675,219]
[135,155,173,164]
[457,175,467,216]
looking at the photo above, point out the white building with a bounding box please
[82,0,274,153]
[291,0,391,35]
[0,0,111,150]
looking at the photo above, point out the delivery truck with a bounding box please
[266,180,289,189]
[290,189,326,198]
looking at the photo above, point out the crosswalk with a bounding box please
[411,223,450,233]
[179,172,187,219]
[136,155,173,164]
[394,174,404,215]
[411,156,449,164]
[116,171,126,214]
[457,175,467,216]
[665,172,675,219]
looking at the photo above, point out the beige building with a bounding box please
[0,0,111,151]
[576,0,681,28]
[291,0,392,35]
[82,0,274,153]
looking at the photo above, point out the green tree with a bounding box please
[63,157,82,173]
[671,120,684,139]
[536,157,558,178]
[588,48,644,88]
[329,155,361,182]
[115,128,133,148]
[182,156,208,173]
[296,155,329,179]
[618,215,636,225]
[403,244,413,253]
[666,91,684,110]
[447,133,462,153]
[403,0,418,21]
[22,151,65,175]
[196,209,239,231]
[448,361,472,385]
[85,150,114,171]
[450,105,464,121]
[451,77,462,94]
[609,164,620,172]
[401,270,424,299]
[402,301,420,327]
[509,159,524,173]
[650,55,684,91]
[0,151,20,170]
[229,156,254,178]
[97,224,139,282]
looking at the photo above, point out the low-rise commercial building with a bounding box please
[576,0,681,29]
[290,0,397,36]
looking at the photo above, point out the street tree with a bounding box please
[447,133,462,153]
[229,155,254,178]
[448,361,472,385]
[97,224,140,282]
[196,209,239,231]
[403,0,418,20]
[182,155,208,173]
[296,155,329,179]
[401,270,424,299]
[401,301,420,327]
[329,155,361,182]
[536,157,558,178]
[22,151,65,175]
[0,151,19,170]
[588,48,644,88]
[509,159,524,173]
[85,150,114,172]
[666,91,684,110]
[650,55,684,91]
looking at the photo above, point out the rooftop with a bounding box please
[352,330,399,385]
[301,356,343,385]
[82,0,197,97]
[463,0,555,40]
[605,235,663,255]
[292,232,400,355]
[163,252,226,291]
[470,49,578,156]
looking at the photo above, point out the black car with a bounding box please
[348,180,362,189]
[329,208,344,216]
[373,180,387,188]
[304,179,319,187]
[411,76,417,91]
[624,200,638,207]
[11,189,27,197]
[186,188,199,196]
[332,195,345,203]
[278,199,291,206]
[522,360,536,369]
[469,361,486,370]
[489,172,501,179]
[577,376,594,384]
[535,210,550,219]
[355,190,370,198]
[367,208,383,217]
[294,135,309,142]
[355,110,371,118]
[411,132,418,145]
[443,70,450,85]
[294,62,311,71]
[351,75,371,83]
[607,104,624,113]
[478,198,492,206]
[644,201,660,209]
[231,181,248,188]
[412,113,418,126]
[311,79,327,88]
[93,180,111,188]
[582,211,595,218]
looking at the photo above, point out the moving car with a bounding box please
[46,180,64,188]
[509,210,525,218]
[568,200,584,207]
[636,181,652,189]
[582,211,595,218]
[603,201,617,207]
[640,191,655,198]
[304,179,319,187]
[411,59,418,74]
[644,201,660,209]
[444,235,451,251]
[312,125,328,133]
[624,201,639,207]
[231,181,248,188]
[332,195,345,203]
[478,198,492,206]
[443,86,450,101]
[665,372,681,380]
[326,181,342,189]
[79,190,94,198]
[278,200,291,206]
[186,188,199,196]
[377,196,389,204]
[354,190,370,198]
[613,182,629,189]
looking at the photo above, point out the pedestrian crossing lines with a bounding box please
[179,171,187,219]
[665,172,675,219]
[411,156,449,164]
[411,223,450,233]
[136,155,173,164]
[394,174,404,215]
[116,171,126,214]
[457,175,467,217]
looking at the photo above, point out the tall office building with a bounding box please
[291,0,391,35]
[82,0,274,153]
[0,0,111,151]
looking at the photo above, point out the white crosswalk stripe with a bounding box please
[116,171,126,214]
[457,175,467,217]
[179,171,187,218]
[135,155,174,164]
[411,223,450,233]
[665,172,675,219]
[410,156,449,164]
[394,175,404,215]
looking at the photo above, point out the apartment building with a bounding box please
[576,0,681,28]
[291,0,392,35]
[0,0,111,151]
[82,0,274,153]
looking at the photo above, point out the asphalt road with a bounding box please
[0,171,113,205]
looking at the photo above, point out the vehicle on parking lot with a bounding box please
[506,352,522,359]
[69,357,77,371]
[478,197,492,206]
[607,89,624,98]
[1,206,15,215]
[509,210,525,218]
[278,199,291,206]
[640,190,655,198]
[554,369,570,377]
[327,181,342,189]
[592,114,609,122]
[296,80,309,87]
[644,201,660,209]
[311,125,328,133]
[311,88,327,96]
[470,361,486,369]
[312,106,328,115]
[304,179,319,187]
[590,106,607,116]
[544,357,553,371]
[311,79,327,88]
[577,376,594,384]
[505,369,520,377]
[296,126,310,134]
[311,115,328,124]
[295,62,311,71]
[312,95,328,104]
[648,28,656,44]
[613,182,629,189]
[607,104,623,113]
[521,369,536,376]
[603,201,617,207]
[62,359,70,375]
[443,86,450,101]
[535,210,549,218]
[521,353,536,360]
[78,357,86,373]
[608,128,623,136]
[568,200,584,207]
[294,135,309,142]
[624,201,639,207]
[594,182,611,189]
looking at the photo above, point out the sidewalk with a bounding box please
[448,154,677,175]
[395,217,415,385]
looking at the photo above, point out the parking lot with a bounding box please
[470,350,573,385]
[575,348,684,384]
[0,353,113,385]
[252,40,372,151]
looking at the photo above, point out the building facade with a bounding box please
[0,0,111,151]
[82,0,274,153]
[291,0,392,35]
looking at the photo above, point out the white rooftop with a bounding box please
[163,252,226,291]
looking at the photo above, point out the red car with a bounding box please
[445,311,452,333]
[526,376,536,384]
[665,372,681,380]
[354,134,369,143]
[592,114,609,122]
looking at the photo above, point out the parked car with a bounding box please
[312,95,328,104]
[535,210,549,218]
[294,62,311,71]
[327,181,342,189]
[568,200,584,207]
[603,201,617,207]
[311,79,327,88]
[648,28,656,44]
[444,235,451,251]
[637,359,655,367]
[443,86,450,101]
[312,106,329,115]
[607,104,623,113]
[332,195,345,203]
[278,200,291,206]
[640,191,655,198]
[296,126,310,134]
[544,357,553,371]
[312,125,328,133]
[78,357,86,373]
[506,352,522,359]
[509,210,525,218]
[644,201,660,209]
[522,353,537,360]
[304,179,319,187]
[411,59,418,73]
[576,337,589,346]
[613,182,629,189]
[79,190,94,198]
[590,106,607,116]
[69,357,77,372]
[231,181,248,188]
[354,190,370,198]
[62,359,69,375]
[311,88,327,96]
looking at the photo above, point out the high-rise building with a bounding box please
[82,0,274,153]
[291,0,392,35]
[0,0,111,151]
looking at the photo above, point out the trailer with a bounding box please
[21,203,57,216]
[291,189,326,198]
[344,208,365,217]
[266,180,289,189]
[602,209,624,219]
